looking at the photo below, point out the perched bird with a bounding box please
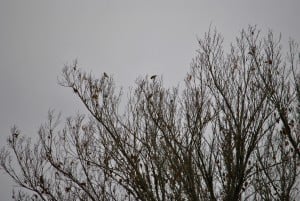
[65,187,71,192]
[73,59,78,71]
[39,175,44,185]
[150,75,157,80]
[248,46,256,56]
[73,63,77,71]
[187,74,192,81]
[12,132,19,138]
[147,93,153,99]
[264,59,272,65]
[103,72,109,78]
[92,94,98,100]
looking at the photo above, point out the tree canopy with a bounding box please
[1,26,300,201]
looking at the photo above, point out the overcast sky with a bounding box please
[0,0,299,200]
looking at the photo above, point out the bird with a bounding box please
[92,93,98,100]
[147,94,153,100]
[187,74,192,81]
[65,187,71,192]
[39,175,44,185]
[264,59,272,65]
[12,132,19,138]
[73,63,77,71]
[248,46,256,56]
[103,72,109,78]
[73,59,78,71]
[150,75,157,80]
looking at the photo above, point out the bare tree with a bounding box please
[1,26,299,201]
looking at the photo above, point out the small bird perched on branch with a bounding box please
[12,128,19,139]
[147,93,153,99]
[103,72,109,78]
[73,59,78,71]
[248,46,256,56]
[12,132,19,138]
[150,75,157,80]
[265,59,272,65]
[187,74,192,81]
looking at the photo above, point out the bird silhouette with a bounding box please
[39,175,44,185]
[248,46,256,56]
[65,187,71,192]
[103,72,109,78]
[147,94,153,99]
[150,75,157,80]
[12,133,19,138]
[92,94,98,100]
[187,74,192,81]
[265,59,272,65]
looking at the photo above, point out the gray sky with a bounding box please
[0,0,299,200]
